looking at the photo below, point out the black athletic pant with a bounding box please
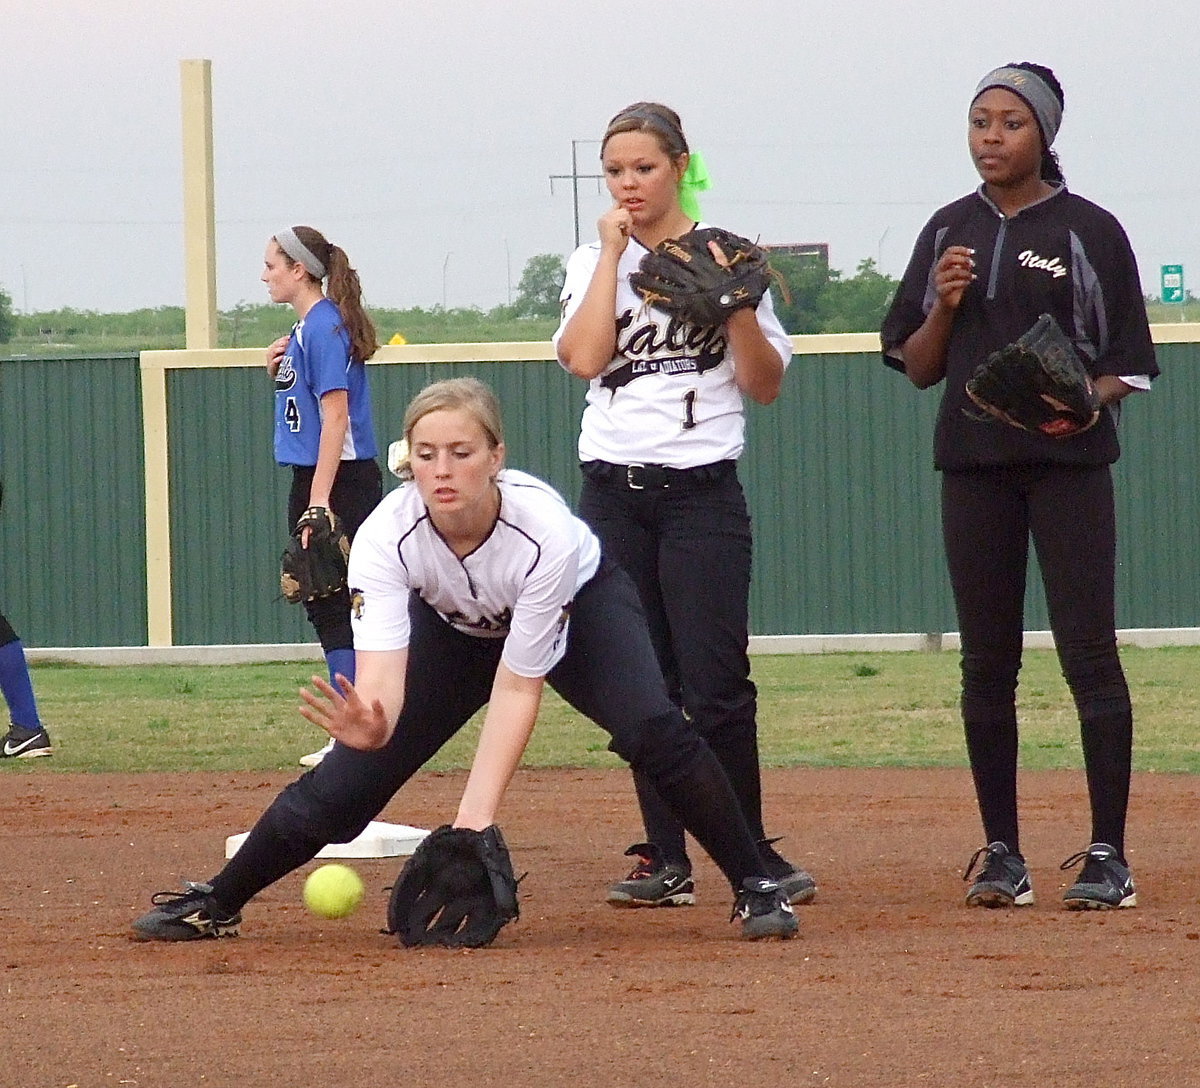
[942,464,1133,860]
[209,561,766,914]
[579,461,788,877]
[287,458,383,653]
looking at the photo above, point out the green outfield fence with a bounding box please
[2,329,1198,649]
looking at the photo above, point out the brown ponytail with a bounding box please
[283,225,380,363]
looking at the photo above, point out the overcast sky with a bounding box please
[2,0,1197,316]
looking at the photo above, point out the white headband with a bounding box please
[275,227,327,279]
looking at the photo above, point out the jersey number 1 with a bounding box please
[681,389,698,431]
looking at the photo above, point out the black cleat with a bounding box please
[1061,844,1137,910]
[1,723,53,759]
[963,841,1035,908]
[732,878,798,940]
[132,881,242,941]
[606,843,695,907]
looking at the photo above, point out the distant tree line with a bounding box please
[0,285,14,343]
[490,250,909,335]
[0,255,568,353]
[2,254,1194,354]
[766,254,895,335]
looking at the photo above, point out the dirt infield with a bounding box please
[4,766,1198,1088]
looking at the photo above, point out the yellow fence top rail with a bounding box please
[139,323,1200,372]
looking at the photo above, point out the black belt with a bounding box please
[581,459,736,491]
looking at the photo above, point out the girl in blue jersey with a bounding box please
[882,63,1157,911]
[0,613,50,759]
[0,613,49,759]
[0,485,51,759]
[132,378,798,944]
[262,226,383,766]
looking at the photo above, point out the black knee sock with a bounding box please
[705,725,803,877]
[635,732,764,894]
[1063,657,1133,860]
[632,718,773,872]
[706,723,766,836]
[963,709,1021,856]
[631,771,688,868]
[1080,710,1132,858]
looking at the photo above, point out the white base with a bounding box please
[224,820,430,860]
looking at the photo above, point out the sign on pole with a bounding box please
[1161,264,1185,304]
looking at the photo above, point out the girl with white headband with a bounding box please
[262,226,383,766]
[882,62,1157,911]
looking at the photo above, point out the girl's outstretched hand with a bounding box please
[299,674,392,751]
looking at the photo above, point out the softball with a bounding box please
[303,863,365,919]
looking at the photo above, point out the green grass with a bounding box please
[753,646,1200,773]
[6,645,1199,775]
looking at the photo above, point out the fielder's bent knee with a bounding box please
[611,710,705,789]
[271,775,375,846]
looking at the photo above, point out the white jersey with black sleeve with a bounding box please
[553,226,792,469]
[347,469,602,678]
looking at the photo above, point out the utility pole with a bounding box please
[549,140,603,249]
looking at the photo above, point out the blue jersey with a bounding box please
[273,297,378,466]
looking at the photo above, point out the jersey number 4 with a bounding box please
[284,397,302,433]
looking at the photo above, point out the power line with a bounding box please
[549,140,603,249]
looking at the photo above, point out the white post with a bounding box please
[180,59,218,349]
